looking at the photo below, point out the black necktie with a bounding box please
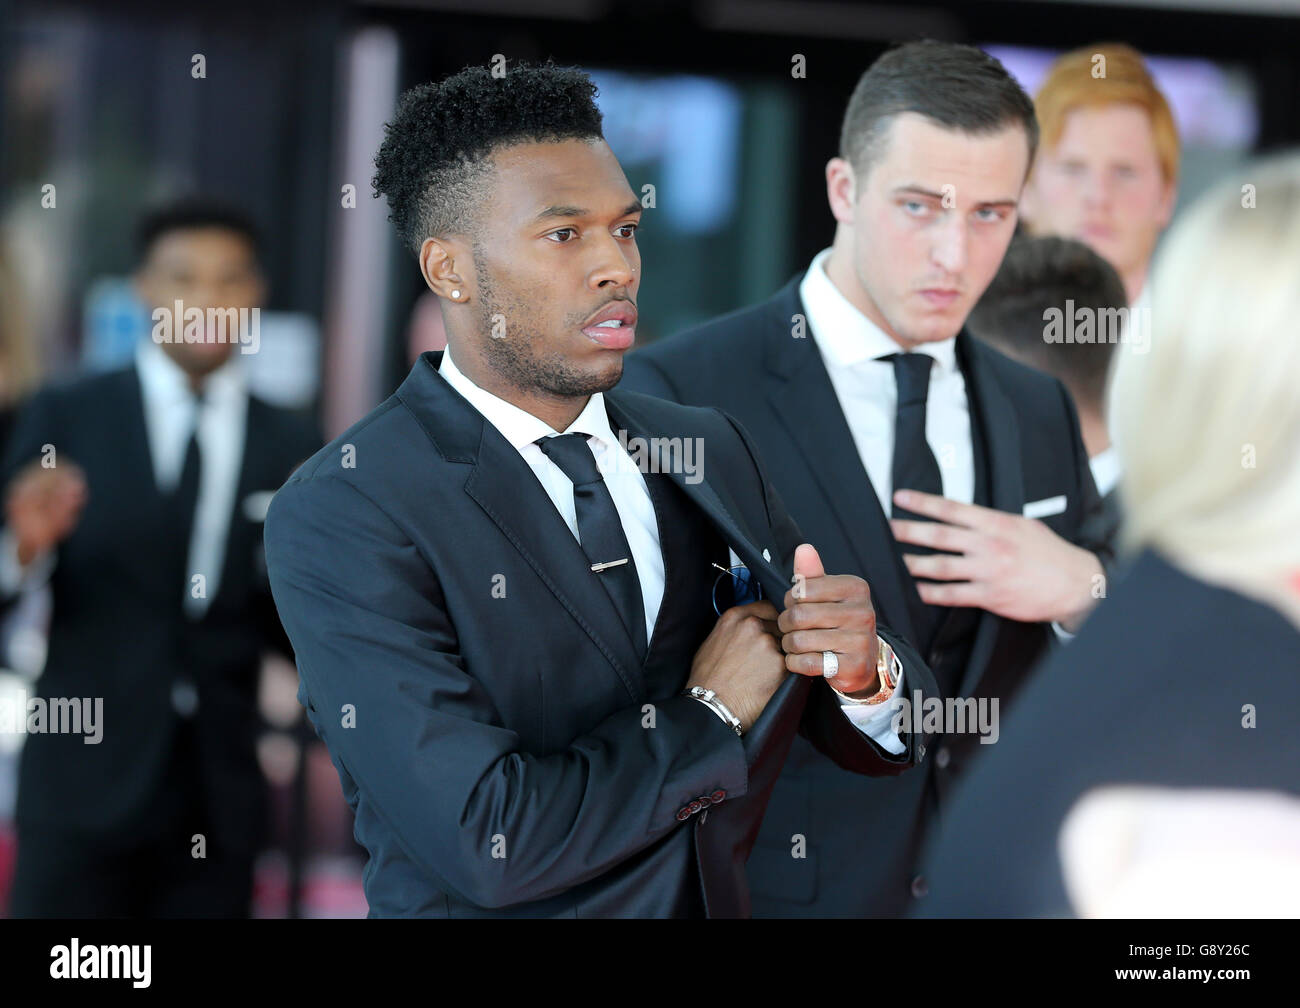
[882,352,943,523]
[881,353,950,645]
[536,432,647,660]
[167,398,203,613]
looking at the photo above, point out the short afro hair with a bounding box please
[372,61,605,256]
[135,197,262,268]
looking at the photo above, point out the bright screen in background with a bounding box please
[588,71,743,235]
[985,45,1260,210]
[580,69,796,343]
[987,45,1259,149]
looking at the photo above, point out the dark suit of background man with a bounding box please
[266,64,937,918]
[967,235,1131,557]
[622,40,1113,917]
[3,201,319,917]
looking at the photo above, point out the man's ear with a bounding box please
[826,157,857,225]
[419,236,472,303]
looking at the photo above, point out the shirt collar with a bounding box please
[438,344,617,452]
[799,247,958,375]
[1089,446,1122,498]
[135,336,246,406]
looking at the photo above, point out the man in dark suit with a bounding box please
[264,63,937,918]
[621,41,1113,916]
[967,235,1130,555]
[3,200,319,917]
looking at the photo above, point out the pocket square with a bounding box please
[716,548,763,612]
[729,546,774,572]
[1023,495,1067,519]
[242,490,277,523]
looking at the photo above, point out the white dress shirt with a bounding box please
[1103,281,1147,469]
[136,339,248,618]
[2,341,249,618]
[1089,446,1121,499]
[437,346,904,751]
[1123,283,1152,356]
[800,248,975,511]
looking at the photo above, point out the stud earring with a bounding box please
[451,289,461,299]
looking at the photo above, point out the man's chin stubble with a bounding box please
[480,331,620,400]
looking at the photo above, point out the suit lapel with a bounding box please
[751,291,1037,700]
[605,386,817,915]
[603,394,789,606]
[400,353,647,702]
[464,433,649,698]
[216,396,266,608]
[121,365,179,600]
[122,365,163,499]
[759,279,921,643]
[955,332,1027,698]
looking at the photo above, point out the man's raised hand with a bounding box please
[890,488,1103,631]
[778,544,881,698]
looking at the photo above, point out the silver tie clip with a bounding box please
[590,558,629,573]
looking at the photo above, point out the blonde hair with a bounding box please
[1111,151,1300,604]
[1035,43,1180,183]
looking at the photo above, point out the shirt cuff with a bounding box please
[0,529,55,595]
[838,663,906,755]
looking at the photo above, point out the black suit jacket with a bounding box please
[914,548,1300,916]
[620,275,1111,915]
[263,350,935,918]
[2,363,319,851]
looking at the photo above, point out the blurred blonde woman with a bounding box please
[916,150,1300,918]
[1110,151,1300,631]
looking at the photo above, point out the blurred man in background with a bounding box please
[622,40,1113,917]
[967,234,1129,551]
[1020,42,1180,347]
[1,199,318,917]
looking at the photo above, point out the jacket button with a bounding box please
[911,875,928,899]
[676,807,691,821]
[710,789,726,803]
[688,800,702,815]
[935,747,951,770]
